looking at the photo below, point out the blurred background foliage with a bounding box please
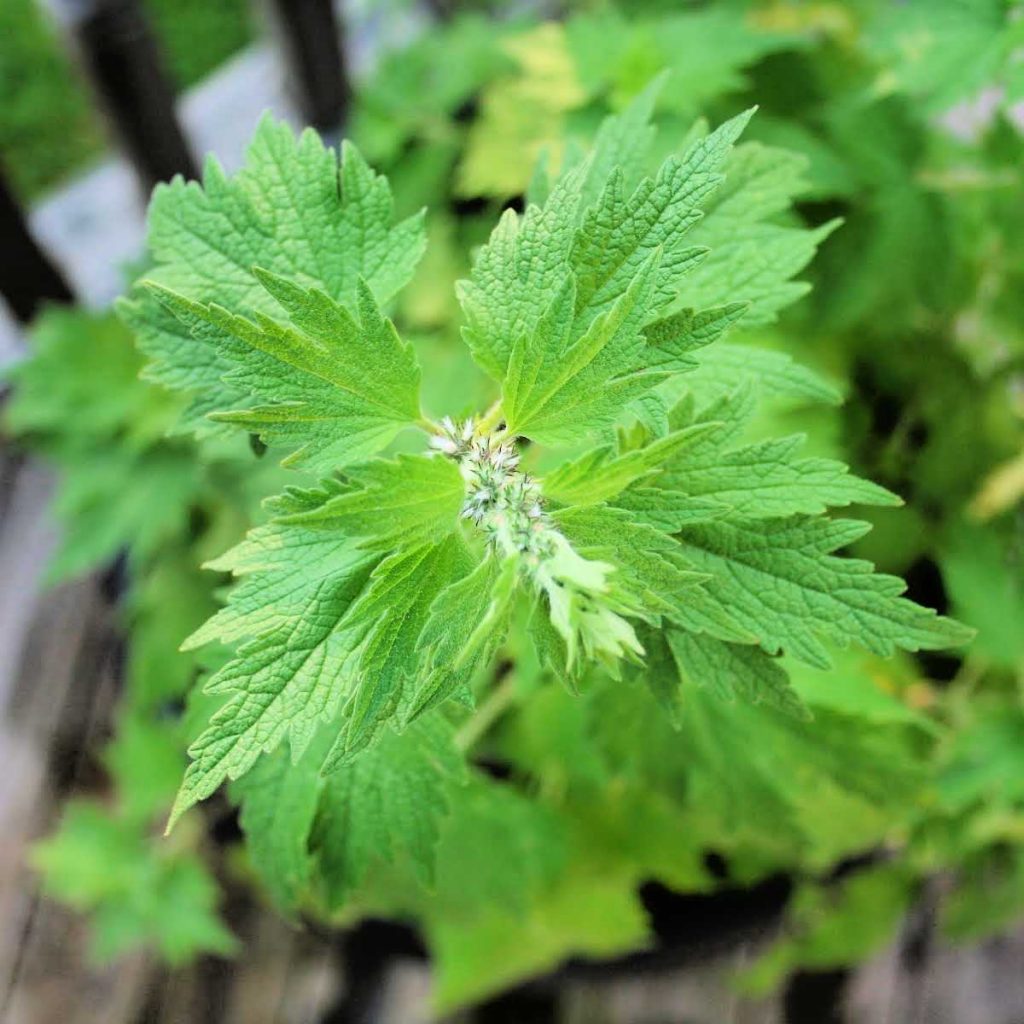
[4,0,1024,1012]
[0,0,253,198]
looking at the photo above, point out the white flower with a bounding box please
[430,418,643,674]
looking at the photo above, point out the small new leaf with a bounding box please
[410,556,519,721]
[503,257,664,444]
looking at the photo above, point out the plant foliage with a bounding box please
[9,0,1023,1009]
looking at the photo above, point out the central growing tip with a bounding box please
[430,416,644,671]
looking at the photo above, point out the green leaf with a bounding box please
[117,290,233,440]
[171,515,472,825]
[147,273,422,472]
[123,119,425,436]
[553,505,708,628]
[124,545,221,710]
[667,629,808,720]
[864,0,1018,113]
[456,22,586,199]
[567,6,795,120]
[351,14,510,167]
[459,100,753,389]
[941,523,1024,671]
[43,445,201,583]
[675,516,975,669]
[324,535,476,765]
[571,73,664,208]
[170,468,461,822]
[232,736,327,910]
[103,714,185,825]
[625,385,900,520]
[570,108,753,323]
[641,301,749,373]
[586,666,926,858]
[686,341,843,405]
[3,308,176,447]
[741,865,913,994]
[503,256,664,444]
[936,704,1024,814]
[427,775,566,918]
[410,555,519,721]
[312,713,466,908]
[676,142,837,326]
[281,454,465,550]
[171,534,376,826]
[553,504,751,645]
[431,861,648,1012]
[33,803,235,966]
[541,423,713,507]
[1,307,205,582]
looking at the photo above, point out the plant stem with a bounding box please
[455,671,517,753]
[476,399,505,434]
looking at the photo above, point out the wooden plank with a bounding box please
[0,452,145,1022]
[846,919,1024,1024]
[561,942,782,1024]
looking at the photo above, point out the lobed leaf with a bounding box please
[121,119,425,437]
[148,273,422,472]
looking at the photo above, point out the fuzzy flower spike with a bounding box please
[431,417,644,672]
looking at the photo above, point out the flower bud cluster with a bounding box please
[430,417,551,564]
[431,416,644,670]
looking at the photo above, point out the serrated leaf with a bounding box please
[641,301,749,373]
[676,142,836,326]
[667,629,808,720]
[117,290,234,440]
[459,101,753,388]
[148,273,421,472]
[172,521,472,826]
[281,454,465,550]
[410,555,519,721]
[171,537,377,827]
[312,713,466,908]
[623,385,901,520]
[664,431,896,518]
[124,119,425,436]
[541,423,714,507]
[503,256,665,444]
[675,516,975,669]
[686,341,843,405]
[573,73,664,208]
[551,505,747,646]
[324,535,476,765]
[570,108,753,322]
[553,504,703,618]
[232,736,327,910]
